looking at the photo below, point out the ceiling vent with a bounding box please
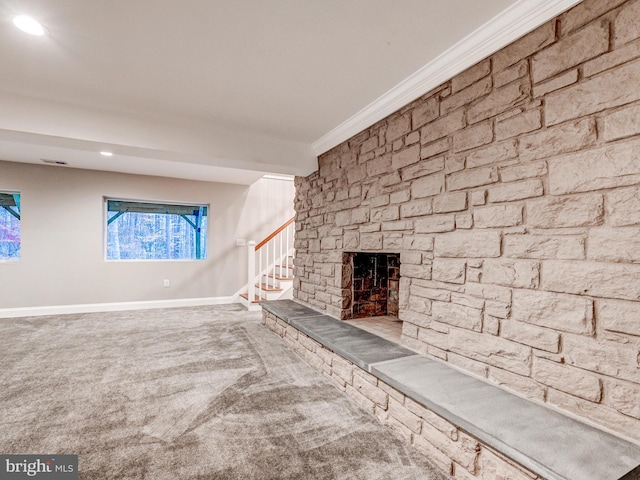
[41,159,68,166]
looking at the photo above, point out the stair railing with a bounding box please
[247,217,295,303]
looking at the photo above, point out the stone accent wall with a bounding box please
[263,310,542,479]
[293,0,640,441]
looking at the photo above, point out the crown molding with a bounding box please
[312,0,583,156]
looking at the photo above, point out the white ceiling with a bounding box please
[0,0,580,185]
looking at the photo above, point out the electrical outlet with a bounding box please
[236,239,246,247]
[163,279,170,288]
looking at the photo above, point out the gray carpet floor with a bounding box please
[0,304,448,479]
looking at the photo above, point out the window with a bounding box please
[0,191,20,261]
[105,199,208,260]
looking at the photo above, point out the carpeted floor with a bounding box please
[0,304,448,479]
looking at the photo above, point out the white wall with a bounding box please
[0,160,295,311]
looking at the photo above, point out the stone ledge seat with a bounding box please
[261,299,640,480]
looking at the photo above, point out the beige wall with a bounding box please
[0,160,294,309]
[294,0,640,441]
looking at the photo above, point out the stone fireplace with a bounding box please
[343,252,400,319]
[292,0,640,442]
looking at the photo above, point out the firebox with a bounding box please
[344,252,400,319]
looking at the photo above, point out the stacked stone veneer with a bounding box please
[293,0,640,442]
[262,310,542,479]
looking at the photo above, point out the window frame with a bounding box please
[0,190,21,262]
[103,196,209,262]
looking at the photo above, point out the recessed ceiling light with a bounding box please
[13,15,45,36]
[100,151,113,157]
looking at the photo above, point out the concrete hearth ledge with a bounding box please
[261,299,416,371]
[261,300,640,480]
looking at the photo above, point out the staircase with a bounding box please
[238,217,295,310]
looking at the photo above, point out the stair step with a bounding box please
[268,274,295,281]
[275,264,294,269]
[256,283,283,292]
[240,293,262,303]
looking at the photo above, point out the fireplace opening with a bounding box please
[345,252,400,319]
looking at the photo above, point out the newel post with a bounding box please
[247,241,256,306]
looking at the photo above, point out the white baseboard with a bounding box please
[0,296,236,319]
